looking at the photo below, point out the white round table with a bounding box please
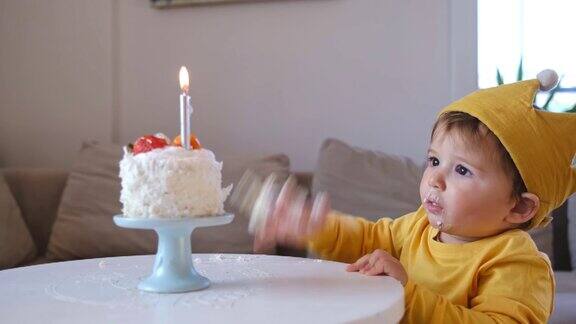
[0,254,404,323]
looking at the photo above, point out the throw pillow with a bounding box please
[312,138,423,222]
[46,141,289,260]
[0,173,37,269]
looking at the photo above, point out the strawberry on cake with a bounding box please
[119,133,231,219]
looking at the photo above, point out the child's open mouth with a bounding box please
[424,197,443,215]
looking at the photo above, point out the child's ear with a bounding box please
[506,193,540,225]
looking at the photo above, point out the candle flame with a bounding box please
[179,66,190,93]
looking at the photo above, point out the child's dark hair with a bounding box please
[431,111,527,204]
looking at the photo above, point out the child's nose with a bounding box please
[427,170,446,190]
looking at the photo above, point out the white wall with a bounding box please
[0,0,477,170]
[0,0,113,168]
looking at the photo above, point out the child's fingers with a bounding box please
[360,250,387,274]
[355,250,392,275]
[289,187,308,235]
[308,192,330,235]
[296,199,312,238]
[274,177,298,245]
[254,176,296,251]
[291,191,329,244]
[346,262,361,272]
[273,176,297,220]
[369,251,383,265]
[253,203,280,253]
[282,188,309,248]
[361,253,408,285]
[253,232,275,253]
[360,252,381,274]
[346,254,370,272]
[348,250,383,273]
[346,262,360,272]
[364,258,388,276]
[252,176,331,252]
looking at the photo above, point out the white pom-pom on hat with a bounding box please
[537,69,559,91]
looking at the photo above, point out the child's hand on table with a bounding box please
[346,249,408,286]
[254,177,331,252]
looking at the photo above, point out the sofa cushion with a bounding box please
[550,292,576,324]
[312,138,423,221]
[0,173,36,269]
[2,168,68,256]
[554,271,576,294]
[46,141,289,261]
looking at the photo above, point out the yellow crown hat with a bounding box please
[441,70,576,228]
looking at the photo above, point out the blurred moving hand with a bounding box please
[252,176,331,253]
[229,170,331,254]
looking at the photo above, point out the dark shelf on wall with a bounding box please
[150,0,258,8]
[552,201,572,271]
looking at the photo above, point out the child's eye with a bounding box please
[455,164,471,176]
[427,156,439,167]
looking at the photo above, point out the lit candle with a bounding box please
[179,66,193,150]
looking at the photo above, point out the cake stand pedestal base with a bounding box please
[113,214,234,293]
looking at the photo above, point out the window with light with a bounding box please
[478,0,576,112]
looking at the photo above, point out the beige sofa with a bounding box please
[1,138,575,323]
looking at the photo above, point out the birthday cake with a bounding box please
[119,134,231,219]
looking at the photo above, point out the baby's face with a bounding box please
[419,131,517,241]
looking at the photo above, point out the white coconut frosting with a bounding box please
[119,146,231,218]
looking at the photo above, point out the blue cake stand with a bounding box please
[113,213,234,293]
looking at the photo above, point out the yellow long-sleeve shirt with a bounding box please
[307,207,555,323]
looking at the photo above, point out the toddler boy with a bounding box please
[254,70,575,323]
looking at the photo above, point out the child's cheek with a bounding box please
[418,178,429,204]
